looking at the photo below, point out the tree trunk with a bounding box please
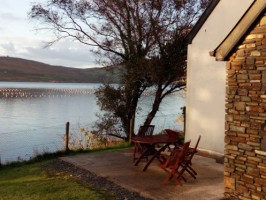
[127,80,142,137]
[143,97,162,127]
[129,113,135,140]
[141,86,163,134]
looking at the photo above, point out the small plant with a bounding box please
[175,115,184,123]
[64,123,123,151]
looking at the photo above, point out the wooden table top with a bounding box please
[131,135,179,144]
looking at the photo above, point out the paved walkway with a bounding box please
[60,150,224,200]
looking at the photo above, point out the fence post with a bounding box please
[182,106,186,133]
[129,118,133,143]
[65,122,70,152]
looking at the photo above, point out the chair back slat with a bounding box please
[164,140,191,169]
[194,135,201,150]
[159,140,191,185]
[189,135,201,158]
[137,125,155,136]
[132,125,155,162]
[158,136,201,185]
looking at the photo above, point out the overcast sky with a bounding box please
[0,0,98,68]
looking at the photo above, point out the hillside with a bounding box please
[0,56,120,83]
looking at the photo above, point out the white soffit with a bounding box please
[211,0,266,61]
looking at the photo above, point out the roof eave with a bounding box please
[212,0,266,61]
[185,0,220,44]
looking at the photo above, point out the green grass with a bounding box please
[0,160,117,200]
[0,142,133,200]
[2,142,133,168]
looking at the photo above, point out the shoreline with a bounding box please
[0,88,179,98]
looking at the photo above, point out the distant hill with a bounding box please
[0,56,120,83]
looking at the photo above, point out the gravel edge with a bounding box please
[42,159,151,200]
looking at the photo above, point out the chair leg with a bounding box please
[176,171,187,182]
[172,175,183,186]
[160,167,184,186]
[163,172,183,186]
[175,166,188,183]
[163,174,173,185]
[159,165,171,174]
[188,165,197,175]
[133,147,136,162]
[185,167,197,179]
[179,162,197,179]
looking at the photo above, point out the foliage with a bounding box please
[0,161,117,200]
[95,85,128,137]
[29,0,210,140]
[175,115,184,123]
[175,106,185,123]
[65,123,123,150]
[93,112,126,140]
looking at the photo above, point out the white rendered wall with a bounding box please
[186,0,254,153]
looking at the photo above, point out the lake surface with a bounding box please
[0,82,185,164]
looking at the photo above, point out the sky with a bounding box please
[0,0,97,69]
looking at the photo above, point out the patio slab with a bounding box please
[60,150,224,200]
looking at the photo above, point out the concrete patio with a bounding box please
[60,150,224,200]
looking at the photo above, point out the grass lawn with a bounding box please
[0,143,132,200]
[0,160,117,200]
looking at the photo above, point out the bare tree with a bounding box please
[29,0,209,140]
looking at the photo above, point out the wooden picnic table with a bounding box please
[131,135,179,171]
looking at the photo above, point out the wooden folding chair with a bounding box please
[158,140,191,186]
[164,129,179,140]
[133,125,155,162]
[182,135,201,179]
[164,129,182,151]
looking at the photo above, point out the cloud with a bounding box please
[0,42,16,54]
[0,13,23,34]
[23,40,98,67]
[0,38,100,68]
[0,0,102,68]
[0,13,22,22]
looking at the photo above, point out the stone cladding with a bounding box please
[225,12,266,200]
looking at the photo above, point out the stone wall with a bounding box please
[225,12,266,199]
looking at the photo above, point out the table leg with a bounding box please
[134,144,153,166]
[142,143,169,172]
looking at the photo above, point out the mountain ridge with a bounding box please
[0,56,120,83]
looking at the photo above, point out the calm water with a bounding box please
[0,82,185,164]
[0,82,101,89]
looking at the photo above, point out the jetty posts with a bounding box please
[0,88,96,98]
